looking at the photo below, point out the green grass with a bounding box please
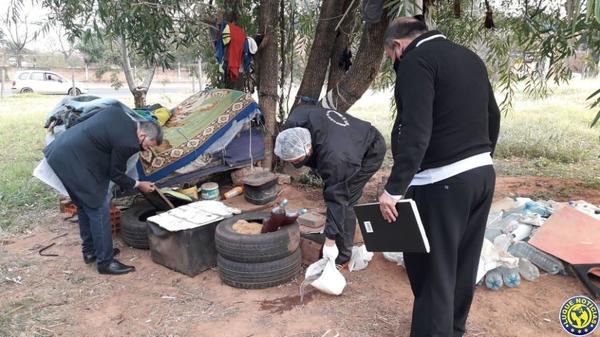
[349,79,600,186]
[0,94,60,233]
[493,81,600,186]
[0,91,191,233]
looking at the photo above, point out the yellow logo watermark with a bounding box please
[560,296,598,336]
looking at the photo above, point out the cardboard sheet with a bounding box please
[148,200,241,232]
[529,207,600,265]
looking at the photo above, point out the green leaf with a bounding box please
[591,111,600,127]
[587,88,600,101]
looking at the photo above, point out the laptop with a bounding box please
[354,199,430,253]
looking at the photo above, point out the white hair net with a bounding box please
[274,127,312,161]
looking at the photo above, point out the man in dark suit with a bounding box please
[378,17,500,337]
[44,105,162,275]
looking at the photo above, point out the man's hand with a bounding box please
[137,181,156,193]
[379,193,399,223]
[322,239,339,261]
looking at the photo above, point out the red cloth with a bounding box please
[226,23,246,81]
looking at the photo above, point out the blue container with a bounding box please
[200,182,220,200]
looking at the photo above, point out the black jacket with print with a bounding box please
[285,105,377,239]
[385,30,501,196]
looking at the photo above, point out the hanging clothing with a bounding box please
[225,22,247,81]
[242,38,252,74]
[247,37,258,54]
[362,0,384,23]
[215,21,228,67]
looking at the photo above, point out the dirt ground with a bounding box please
[1,174,598,337]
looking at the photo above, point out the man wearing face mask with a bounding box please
[377,17,501,337]
[43,106,162,275]
[274,104,386,269]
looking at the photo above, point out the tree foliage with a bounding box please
[7,0,600,125]
[381,0,600,125]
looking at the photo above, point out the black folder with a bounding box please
[354,199,430,253]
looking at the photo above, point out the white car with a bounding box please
[11,70,88,95]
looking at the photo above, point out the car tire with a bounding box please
[68,88,82,96]
[217,249,302,289]
[120,200,156,249]
[20,87,33,93]
[215,212,300,263]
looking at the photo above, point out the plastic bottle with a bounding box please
[518,258,540,281]
[510,224,533,241]
[281,208,307,226]
[493,234,512,251]
[499,267,521,288]
[485,268,503,291]
[507,241,565,275]
[484,213,521,241]
[224,186,244,199]
[261,199,289,233]
[523,201,552,217]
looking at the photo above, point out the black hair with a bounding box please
[384,18,428,48]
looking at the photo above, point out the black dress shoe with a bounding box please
[97,259,135,275]
[83,248,121,264]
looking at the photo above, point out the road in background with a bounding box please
[1,83,195,99]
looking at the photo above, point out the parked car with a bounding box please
[11,70,88,95]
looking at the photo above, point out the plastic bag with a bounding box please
[476,239,519,284]
[383,252,404,266]
[304,258,346,296]
[348,245,374,272]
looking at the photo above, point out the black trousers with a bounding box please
[335,130,386,265]
[403,165,495,337]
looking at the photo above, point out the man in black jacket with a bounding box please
[378,17,501,337]
[44,106,162,275]
[275,105,385,267]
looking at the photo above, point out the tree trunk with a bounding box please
[85,64,89,81]
[256,0,280,169]
[322,11,390,112]
[327,0,359,92]
[278,0,287,121]
[197,57,203,91]
[294,0,346,104]
[133,89,148,108]
[120,37,156,108]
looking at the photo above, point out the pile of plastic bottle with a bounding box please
[482,198,566,291]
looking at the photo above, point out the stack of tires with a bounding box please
[215,212,302,289]
[120,200,156,249]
